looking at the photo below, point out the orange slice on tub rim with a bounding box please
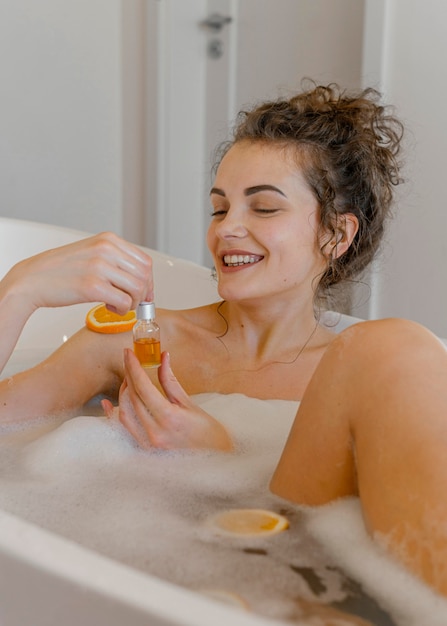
[207,508,289,537]
[85,303,137,334]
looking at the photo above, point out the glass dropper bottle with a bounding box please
[133,301,161,369]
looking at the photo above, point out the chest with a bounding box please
[167,341,322,401]
[140,313,330,401]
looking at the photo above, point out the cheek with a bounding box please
[277,230,325,273]
[206,225,215,253]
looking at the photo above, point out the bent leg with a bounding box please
[271,318,447,596]
[349,320,447,595]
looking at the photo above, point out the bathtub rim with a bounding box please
[0,507,281,626]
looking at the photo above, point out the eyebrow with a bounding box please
[210,184,287,198]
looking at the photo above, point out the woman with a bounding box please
[0,231,152,374]
[2,83,447,600]
[113,83,447,599]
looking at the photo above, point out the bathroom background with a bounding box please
[0,0,446,338]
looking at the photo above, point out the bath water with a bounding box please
[0,391,446,625]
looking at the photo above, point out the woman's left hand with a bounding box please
[103,349,233,451]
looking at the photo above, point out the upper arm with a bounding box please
[0,327,130,422]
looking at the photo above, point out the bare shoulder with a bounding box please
[326,317,444,364]
[157,303,222,338]
[158,303,221,324]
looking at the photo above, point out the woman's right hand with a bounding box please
[1,231,153,315]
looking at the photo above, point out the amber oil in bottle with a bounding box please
[133,302,161,368]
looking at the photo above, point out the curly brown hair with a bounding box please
[214,82,404,306]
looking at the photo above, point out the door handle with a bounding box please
[200,13,233,32]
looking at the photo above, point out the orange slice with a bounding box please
[207,508,289,537]
[85,303,137,334]
[199,589,250,609]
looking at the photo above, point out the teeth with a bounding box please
[223,254,259,267]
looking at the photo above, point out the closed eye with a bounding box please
[254,208,280,215]
[210,207,281,218]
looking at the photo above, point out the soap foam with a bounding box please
[0,392,445,625]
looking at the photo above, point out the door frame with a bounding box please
[151,0,213,265]
[143,0,238,266]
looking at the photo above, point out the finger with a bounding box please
[103,234,153,293]
[123,349,163,427]
[99,275,148,313]
[80,271,150,314]
[86,232,148,268]
[118,384,152,448]
[100,398,115,418]
[85,260,152,313]
[157,352,191,406]
[124,349,174,425]
[106,268,153,313]
[107,232,152,267]
[83,234,154,309]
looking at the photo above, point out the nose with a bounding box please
[213,207,248,239]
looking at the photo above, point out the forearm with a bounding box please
[0,279,36,375]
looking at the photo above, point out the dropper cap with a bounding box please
[136,301,156,320]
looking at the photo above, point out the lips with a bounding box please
[223,254,263,267]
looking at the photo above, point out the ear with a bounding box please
[329,213,359,259]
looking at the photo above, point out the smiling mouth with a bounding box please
[223,254,263,267]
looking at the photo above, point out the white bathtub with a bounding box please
[0,218,221,356]
[0,218,291,626]
[0,218,391,626]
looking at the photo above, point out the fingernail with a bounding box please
[162,351,170,365]
[100,399,111,418]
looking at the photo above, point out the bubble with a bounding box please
[0,394,446,624]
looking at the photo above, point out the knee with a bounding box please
[334,317,444,363]
[320,317,447,404]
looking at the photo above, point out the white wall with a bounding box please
[3,1,446,337]
[0,0,364,264]
[363,0,447,337]
[0,0,125,235]
[235,0,364,106]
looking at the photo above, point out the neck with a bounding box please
[215,298,325,365]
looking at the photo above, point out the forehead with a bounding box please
[212,141,320,214]
[215,140,308,185]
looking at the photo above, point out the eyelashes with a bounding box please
[210,208,280,218]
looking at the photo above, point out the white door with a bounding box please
[0,1,365,266]
[148,0,365,267]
